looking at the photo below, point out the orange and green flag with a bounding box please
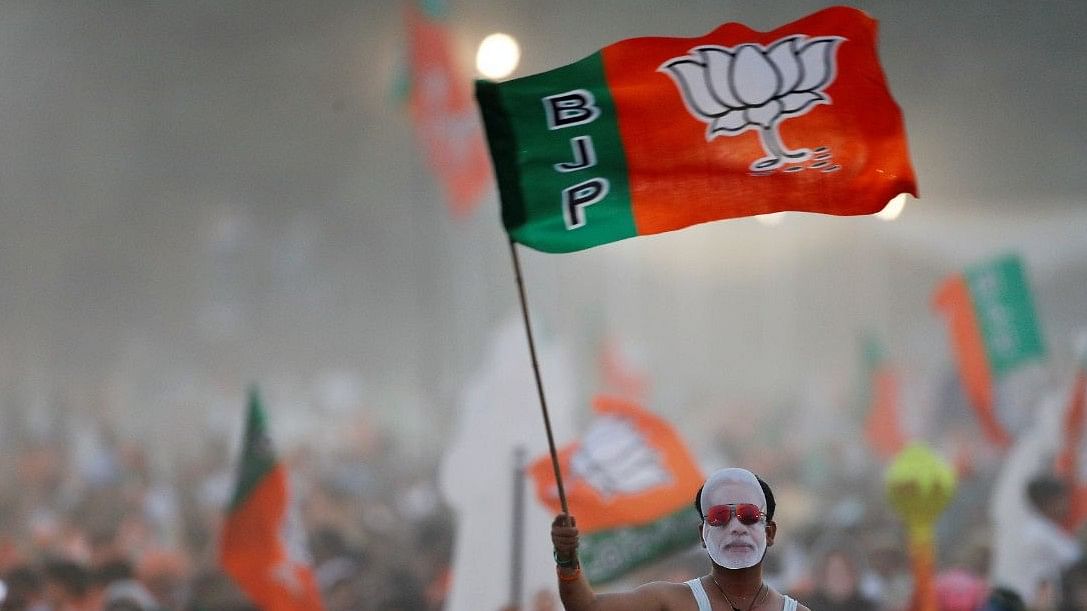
[861,336,908,460]
[933,254,1046,447]
[407,0,493,216]
[219,388,324,611]
[1056,360,1087,531]
[475,6,917,253]
[528,395,703,583]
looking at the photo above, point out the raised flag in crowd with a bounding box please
[933,253,1046,447]
[528,395,703,583]
[476,6,916,252]
[861,335,908,460]
[406,0,493,216]
[1055,349,1087,531]
[219,388,324,611]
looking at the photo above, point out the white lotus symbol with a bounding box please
[661,35,844,171]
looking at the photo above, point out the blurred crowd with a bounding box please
[0,369,1085,611]
[0,417,453,611]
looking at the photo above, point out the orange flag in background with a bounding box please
[1056,368,1087,531]
[528,395,703,583]
[407,2,493,216]
[528,395,702,533]
[862,336,908,460]
[219,389,323,611]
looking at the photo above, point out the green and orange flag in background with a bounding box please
[219,388,324,611]
[933,254,1046,447]
[476,6,917,253]
[528,395,703,583]
[861,335,908,460]
[407,0,493,217]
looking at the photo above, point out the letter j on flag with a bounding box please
[475,6,917,253]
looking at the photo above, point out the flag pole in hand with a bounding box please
[508,238,569,513]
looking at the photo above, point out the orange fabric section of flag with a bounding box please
[220,390,323,611]
[528,395,703,533]
[220,464,324,611]
[865,368,907,460]
[407,4,493,216]
[1057,370,1087,531]
[600,5,916,233]
[933,276,1009,447]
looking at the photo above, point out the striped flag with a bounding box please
[933,254,1046,447]
[219,388,323,611]
[1056,365,1087,531]
[528,396,702,583]
[861,336,907,460]
[407,1,493,216]
[476,6,916,252]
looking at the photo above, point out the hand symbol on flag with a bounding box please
[570,415,671,500]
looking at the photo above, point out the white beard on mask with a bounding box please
[703,521,767,569]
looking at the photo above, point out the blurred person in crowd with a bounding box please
[991,475,1080,608]
[551,467,810,611]
[136,549,190,610]
[42,559,93,611]
[0,565,44,611]
[181,569,257,611]
[804,548,877,611]
[935,568,987,611]
[981,587,1027,611]
[1060,558,1087,611]
[860,535,913,610]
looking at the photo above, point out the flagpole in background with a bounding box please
[508,238,569,513]
[509,446,526,609]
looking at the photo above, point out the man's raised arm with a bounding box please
[551,513,675,611]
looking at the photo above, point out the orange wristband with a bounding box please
[557,566,582,582]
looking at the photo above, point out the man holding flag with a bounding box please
[550,468,808,611]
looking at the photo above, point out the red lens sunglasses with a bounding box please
[703,503,766,527]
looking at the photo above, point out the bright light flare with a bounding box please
[754,212,787,226]
[876,193,909,221]
[476,33,520,79]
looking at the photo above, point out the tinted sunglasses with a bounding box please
[703,503,766,527]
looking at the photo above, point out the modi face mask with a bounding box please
[700,468,769,569]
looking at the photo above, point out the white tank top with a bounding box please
[684,578,798,611]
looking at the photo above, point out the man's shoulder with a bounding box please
[630,579,700,608]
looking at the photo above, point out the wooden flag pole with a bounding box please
[508,238,569,513]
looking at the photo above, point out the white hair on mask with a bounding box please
[700,467,766,510]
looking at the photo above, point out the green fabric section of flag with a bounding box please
[228,387,278,512]
[964,254,1045,378]
[854,334,883,418]
[579,507,699,584]
[475,52,636,253]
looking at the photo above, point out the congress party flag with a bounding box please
[407,1,493,216]
[861,336,908,460]
[476,6,917,253]
[219,388,323,611]
[933,254,1046,447]
[528,396,703,583]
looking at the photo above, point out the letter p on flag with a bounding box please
[476,6,917,253]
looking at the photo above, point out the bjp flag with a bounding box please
[528,395,703,583]
[219,388,323,611]
[1056,366,1087,531]
[933,254,1046,447]
[476,6,916,252]
[407,2,493,216]
[861,336,908,460]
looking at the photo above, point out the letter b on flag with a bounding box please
[544,90,600,130]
